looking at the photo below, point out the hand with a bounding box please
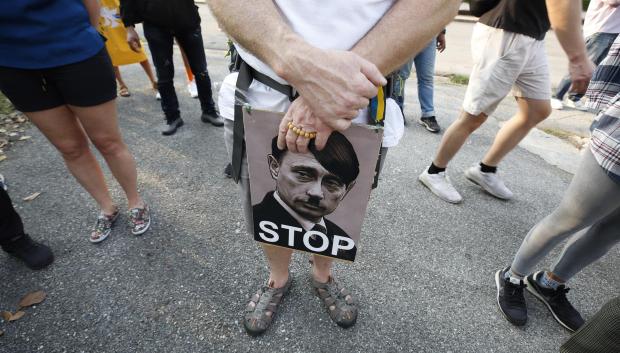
[280,47,386,131]
[126,26,142,53]
[568,54,595,94]
[277,97,336,153]
[436,33,446,53]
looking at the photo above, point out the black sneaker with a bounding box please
[419,116,441,133]
[525,272,585,332]
[495,267,527,326]
[162,117,184,136]
[201,111,224,127]
[224,163,232,179]
[1,234,54,270]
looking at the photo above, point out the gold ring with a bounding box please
[287,122,316,139]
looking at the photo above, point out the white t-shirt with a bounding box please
[221,0,404,147]
[583,0,620,38]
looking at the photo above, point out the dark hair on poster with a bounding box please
[270,132,360,186]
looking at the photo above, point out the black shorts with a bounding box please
[0,49,117,112]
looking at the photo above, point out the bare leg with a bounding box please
[139,60,158,88]
[261,244,293,288]
[68,100,143,209]
[432,110,487,168]
[312,255,333,283]
[26,106,116,214]
[482,97,551,166]
[113,66,127,89]
[177,40,194,83]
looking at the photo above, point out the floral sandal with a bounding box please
[128,203,151,235]
[90,207,120,243]
[312,276,358,328]
[243,276,292,336]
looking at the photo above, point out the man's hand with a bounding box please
[126,26,142,52]
[277,97,336,154]
[280,47,386,131]
[436,33,446,52]
[568,54,595,94]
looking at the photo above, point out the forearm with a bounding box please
[352,0,460,75]
[546,0,587,62]
[207,0,309,78]
[120,0,138,27]
[82,0,100,28]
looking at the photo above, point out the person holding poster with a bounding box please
[208,0,461,336]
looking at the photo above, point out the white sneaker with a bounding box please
[418,169,463,204]
[155,91,161,100]
[187,80,198,98]
[464,165,513,200]
[564,99,587,111]
[550,98,563,110]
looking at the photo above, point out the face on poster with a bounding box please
[244,109,383,262]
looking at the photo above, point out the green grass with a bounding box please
[447,74,469,85]
[0,92,14,115]
[540,128,573,140]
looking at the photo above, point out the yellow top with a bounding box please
[98,0,147,67]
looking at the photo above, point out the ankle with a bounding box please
[101,204,118,216]
[428,162,446,174]
[268,273,289,288]
[480,162,497,173]
[538,271,564,290]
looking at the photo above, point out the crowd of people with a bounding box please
[0,0,618,350]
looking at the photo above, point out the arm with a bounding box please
[546,0,595,93]
[119,0,139,28]
[351,0,459,75]
[602,0,620,7]
[82,0,100,28]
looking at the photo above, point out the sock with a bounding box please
[428,162,446,174]
[480,162,497,173]
[537,271,562,290]
[504,268,524,284]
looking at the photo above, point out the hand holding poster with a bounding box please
[244,109,383,262]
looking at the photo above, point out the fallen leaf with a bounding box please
[19,291,46,308]
[22,192,41,201]
[1,311,11,321]
[8,311,24,322]
[0,155,5,162]
[18,136,31,141]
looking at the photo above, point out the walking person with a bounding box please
[392,30,446,133]
[0,0,152,243]
[0,175,54,270]
[99,0,159,99]
[551,0,620,111]
[496,36,620,332]
[208,0,461,336]
[419,0,594,203]
[120,0,224,136]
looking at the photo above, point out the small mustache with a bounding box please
[300,196,324,208]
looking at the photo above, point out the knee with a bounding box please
[458,113,486,133]
[92,137,126,157]
[57,140,90,161]
[525,103,552,127]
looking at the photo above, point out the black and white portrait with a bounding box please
[244,110,382,262]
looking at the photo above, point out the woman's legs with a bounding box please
[113,66,127,89]
[68,100,143,209]
[550,207,620,282]
[510,149,620,277]
[25,106,116,214]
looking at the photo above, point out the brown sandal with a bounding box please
[243,276,292,336]
[312,276,358,328]
[119,86,131,97]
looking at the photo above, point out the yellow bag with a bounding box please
[98,0,147,67]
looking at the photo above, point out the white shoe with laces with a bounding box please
[464,165,513,200]
[418,169,463,204]
[550,98,563,110]
[564,99,588,111]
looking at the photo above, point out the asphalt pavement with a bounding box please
[0,6,618,353]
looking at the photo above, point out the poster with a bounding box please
[244,109,383,262]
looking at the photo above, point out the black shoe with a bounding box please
[419,116,441,133]
[1,234,54,270]
[162,117,184,136]
[495,267,527,326]
[224,163,232,178]
[526,272,585,332]
[201,111,224,127]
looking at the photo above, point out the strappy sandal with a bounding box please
[243,276,292,336]
[119,85,131,97]
[312,276,358,328]
[90,207,120,243]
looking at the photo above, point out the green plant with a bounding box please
[448,74,469,85]
[0,93,14,115]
